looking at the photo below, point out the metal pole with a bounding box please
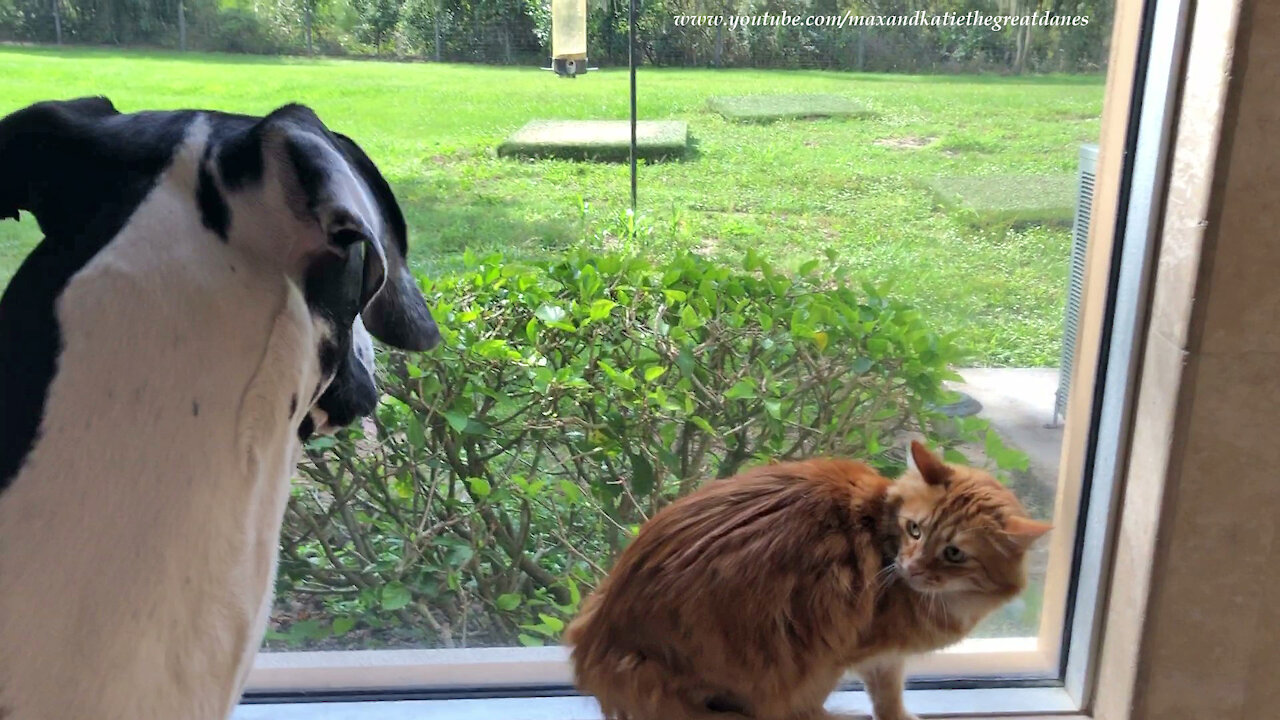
[628,0,637,213]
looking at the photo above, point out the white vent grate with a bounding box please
[1055,143,1099,424]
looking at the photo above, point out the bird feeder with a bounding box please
[550,0,589,77]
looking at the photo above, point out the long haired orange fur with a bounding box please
[566,442,1050,720]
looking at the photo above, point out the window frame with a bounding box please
[238,0,1190,714]
[1059,0,1193,708]
[234,688,1083,720]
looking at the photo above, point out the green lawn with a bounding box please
[0,47,1104,366]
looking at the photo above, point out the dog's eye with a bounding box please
[905,520,922,539]
[331,228,366,247]
[943,545,967,563]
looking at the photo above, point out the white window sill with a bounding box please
[233,686,1080,720]
[246,638,1050,694]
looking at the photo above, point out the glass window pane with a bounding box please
[0,0,1123,691]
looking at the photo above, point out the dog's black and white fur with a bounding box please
[0,97,439,719]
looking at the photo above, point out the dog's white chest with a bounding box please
[0,99,438,720]
[0,170,324,720]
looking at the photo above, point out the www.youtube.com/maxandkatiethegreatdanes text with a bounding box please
[672,10,1091,32]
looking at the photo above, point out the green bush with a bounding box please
[270,250,1012,649]
[202,9,287,55]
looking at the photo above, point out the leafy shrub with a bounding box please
[270,250,1012,649]
[203,9,286,55]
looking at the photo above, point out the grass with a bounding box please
[707,93,876,122]
[925,173,1077,229]
[497,119,688,161]
[0,47,1105,366]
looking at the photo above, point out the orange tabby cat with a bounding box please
[566,441,1050,720]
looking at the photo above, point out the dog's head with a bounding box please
[0,99,438,445]
[202,103,440,438]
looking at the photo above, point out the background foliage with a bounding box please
[0,0,1113,72]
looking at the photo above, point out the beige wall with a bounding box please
[1096,1,1280,719]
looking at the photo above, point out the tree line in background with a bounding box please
[0,0,1112,73]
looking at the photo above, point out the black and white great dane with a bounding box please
[0,97,440,719]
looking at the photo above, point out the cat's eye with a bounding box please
[905,520,922,539]
[943,545,967,563]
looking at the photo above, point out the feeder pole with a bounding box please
[629,0,637,213]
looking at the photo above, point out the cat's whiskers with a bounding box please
[872,565,898,595]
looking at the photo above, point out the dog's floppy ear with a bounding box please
[333,132,440,351]
[216,106,389,310]
[0,96,121,230]
[215,105,438,351]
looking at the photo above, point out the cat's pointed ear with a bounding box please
[1003,516,1052,549]
[909,440,951,486]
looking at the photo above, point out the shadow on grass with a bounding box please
[0,176,584,288]
[682,133,704,161]
[0,44,562,74]
[0,43,303,67]
[388,176,584,278]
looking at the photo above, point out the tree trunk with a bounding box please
[1014,22,1032,74]
[856,27,865,71]
[51,0,61,45]
[714,23,723,68]
[178,0,186,51]
[305,4,313,55]
[433,5,441,62]
[471,2,478,57]
[432,5,442,60]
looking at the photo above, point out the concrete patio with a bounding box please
[952,368,1064,490]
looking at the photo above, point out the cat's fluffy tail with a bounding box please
[581,650,751,720]
[569,595,739,719]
